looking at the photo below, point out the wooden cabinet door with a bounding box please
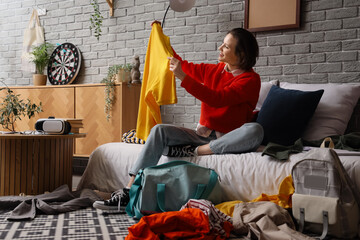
[0,87,75,132]
[119,83,141,136]
[75,84,141,156]
[75,85,122,155]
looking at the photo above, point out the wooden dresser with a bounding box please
[0,83,141,156]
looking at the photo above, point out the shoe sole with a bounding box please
[93,201,126,211]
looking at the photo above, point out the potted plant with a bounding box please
[117,63,133,83]
[101,65,121,121]
[0,80,43,132]
[30,42,55,86]
[100,63,134,120]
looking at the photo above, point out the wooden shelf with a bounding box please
[106,0,114,16]
[0,83,141,156]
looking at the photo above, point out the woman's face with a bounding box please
[218,33,239,67]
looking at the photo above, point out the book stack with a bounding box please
[65,119,84,133]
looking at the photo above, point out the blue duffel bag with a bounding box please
[125,160,222,219]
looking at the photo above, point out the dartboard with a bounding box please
[47,43,81,85]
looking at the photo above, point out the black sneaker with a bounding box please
[165,145,196,157]
[93,188,130,211]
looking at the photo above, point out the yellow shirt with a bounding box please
[216,175,295,217]
[136,22,177,141]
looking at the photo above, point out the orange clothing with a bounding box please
[136,22,177,141]
[126,208,230,240]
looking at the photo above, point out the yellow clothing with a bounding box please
[136,23,177,140]
[216,175,294,217]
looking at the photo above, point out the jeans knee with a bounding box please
[149,124,172,140]
[246,123,263,136]
[244,123,264,147]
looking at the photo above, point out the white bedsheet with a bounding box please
[77,142,360,202]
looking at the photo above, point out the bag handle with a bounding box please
[157,183,206,212]
[147,160,192,170]
[200,170,219,199]
[156,170,219,212]
[28,9,41,28]
[320,137,334,149]
[125,169,144,218]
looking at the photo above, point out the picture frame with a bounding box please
[244,0,301,32]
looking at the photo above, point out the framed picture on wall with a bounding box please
[244,0,300,32]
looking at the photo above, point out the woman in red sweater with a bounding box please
[94,28,264,211]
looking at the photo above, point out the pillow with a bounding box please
[280,82,360,141]
[345,99,360,134]
[256,85,324,146]
[255,80,279,111]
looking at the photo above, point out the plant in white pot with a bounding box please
[30,42,54,86]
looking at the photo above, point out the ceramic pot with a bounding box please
[33,74,47,86]
[116,69,132,83]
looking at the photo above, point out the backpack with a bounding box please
[291,148,360,239]
[125,160,222,219]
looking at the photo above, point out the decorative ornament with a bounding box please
[47,43,81,85]
[131,55,141,84]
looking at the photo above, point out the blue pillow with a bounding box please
[256,85,324,146]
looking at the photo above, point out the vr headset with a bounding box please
[35,117,71,134]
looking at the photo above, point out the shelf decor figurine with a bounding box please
[131,55,141,84]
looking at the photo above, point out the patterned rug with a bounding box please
[0,208,137,240]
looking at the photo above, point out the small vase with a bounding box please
[33,74,47,86]
[116,69,132,83]
[115,69,122,83]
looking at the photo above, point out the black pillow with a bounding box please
[256,85,324,146]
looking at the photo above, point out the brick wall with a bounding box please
[0,0,359,131]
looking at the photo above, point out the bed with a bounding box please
[77,81,360,202]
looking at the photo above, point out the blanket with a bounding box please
[0,185,101,220]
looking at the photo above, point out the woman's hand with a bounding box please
[168,57,186,81]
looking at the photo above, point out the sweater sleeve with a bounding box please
[172,48,211,85]
[181,71,260,108]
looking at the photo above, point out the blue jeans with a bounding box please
[129,122,264,175]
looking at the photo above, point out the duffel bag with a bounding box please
[125,160,222,219]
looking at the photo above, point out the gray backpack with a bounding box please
[291,148,360,239]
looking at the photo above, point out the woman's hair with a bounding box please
[227,28,259,70]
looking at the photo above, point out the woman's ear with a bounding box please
[237,51,245,68]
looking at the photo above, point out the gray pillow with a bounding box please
[255,80,279,111]
[280,82,360,141]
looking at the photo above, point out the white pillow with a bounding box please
[280,82,360,141]
[256,80,279,111]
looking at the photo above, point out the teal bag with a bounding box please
[125,160,222,219]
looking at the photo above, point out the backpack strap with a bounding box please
[298,208,329,240]
[320,211,329,240]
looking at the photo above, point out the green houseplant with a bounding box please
[0,80,43,132]
[101,64,133,120]
[30,42,55,86]
[101,65,121,121]
[90,0,104,40]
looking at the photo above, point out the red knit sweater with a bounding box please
[177,57,260,134]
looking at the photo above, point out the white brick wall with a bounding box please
[0,0,359,129]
